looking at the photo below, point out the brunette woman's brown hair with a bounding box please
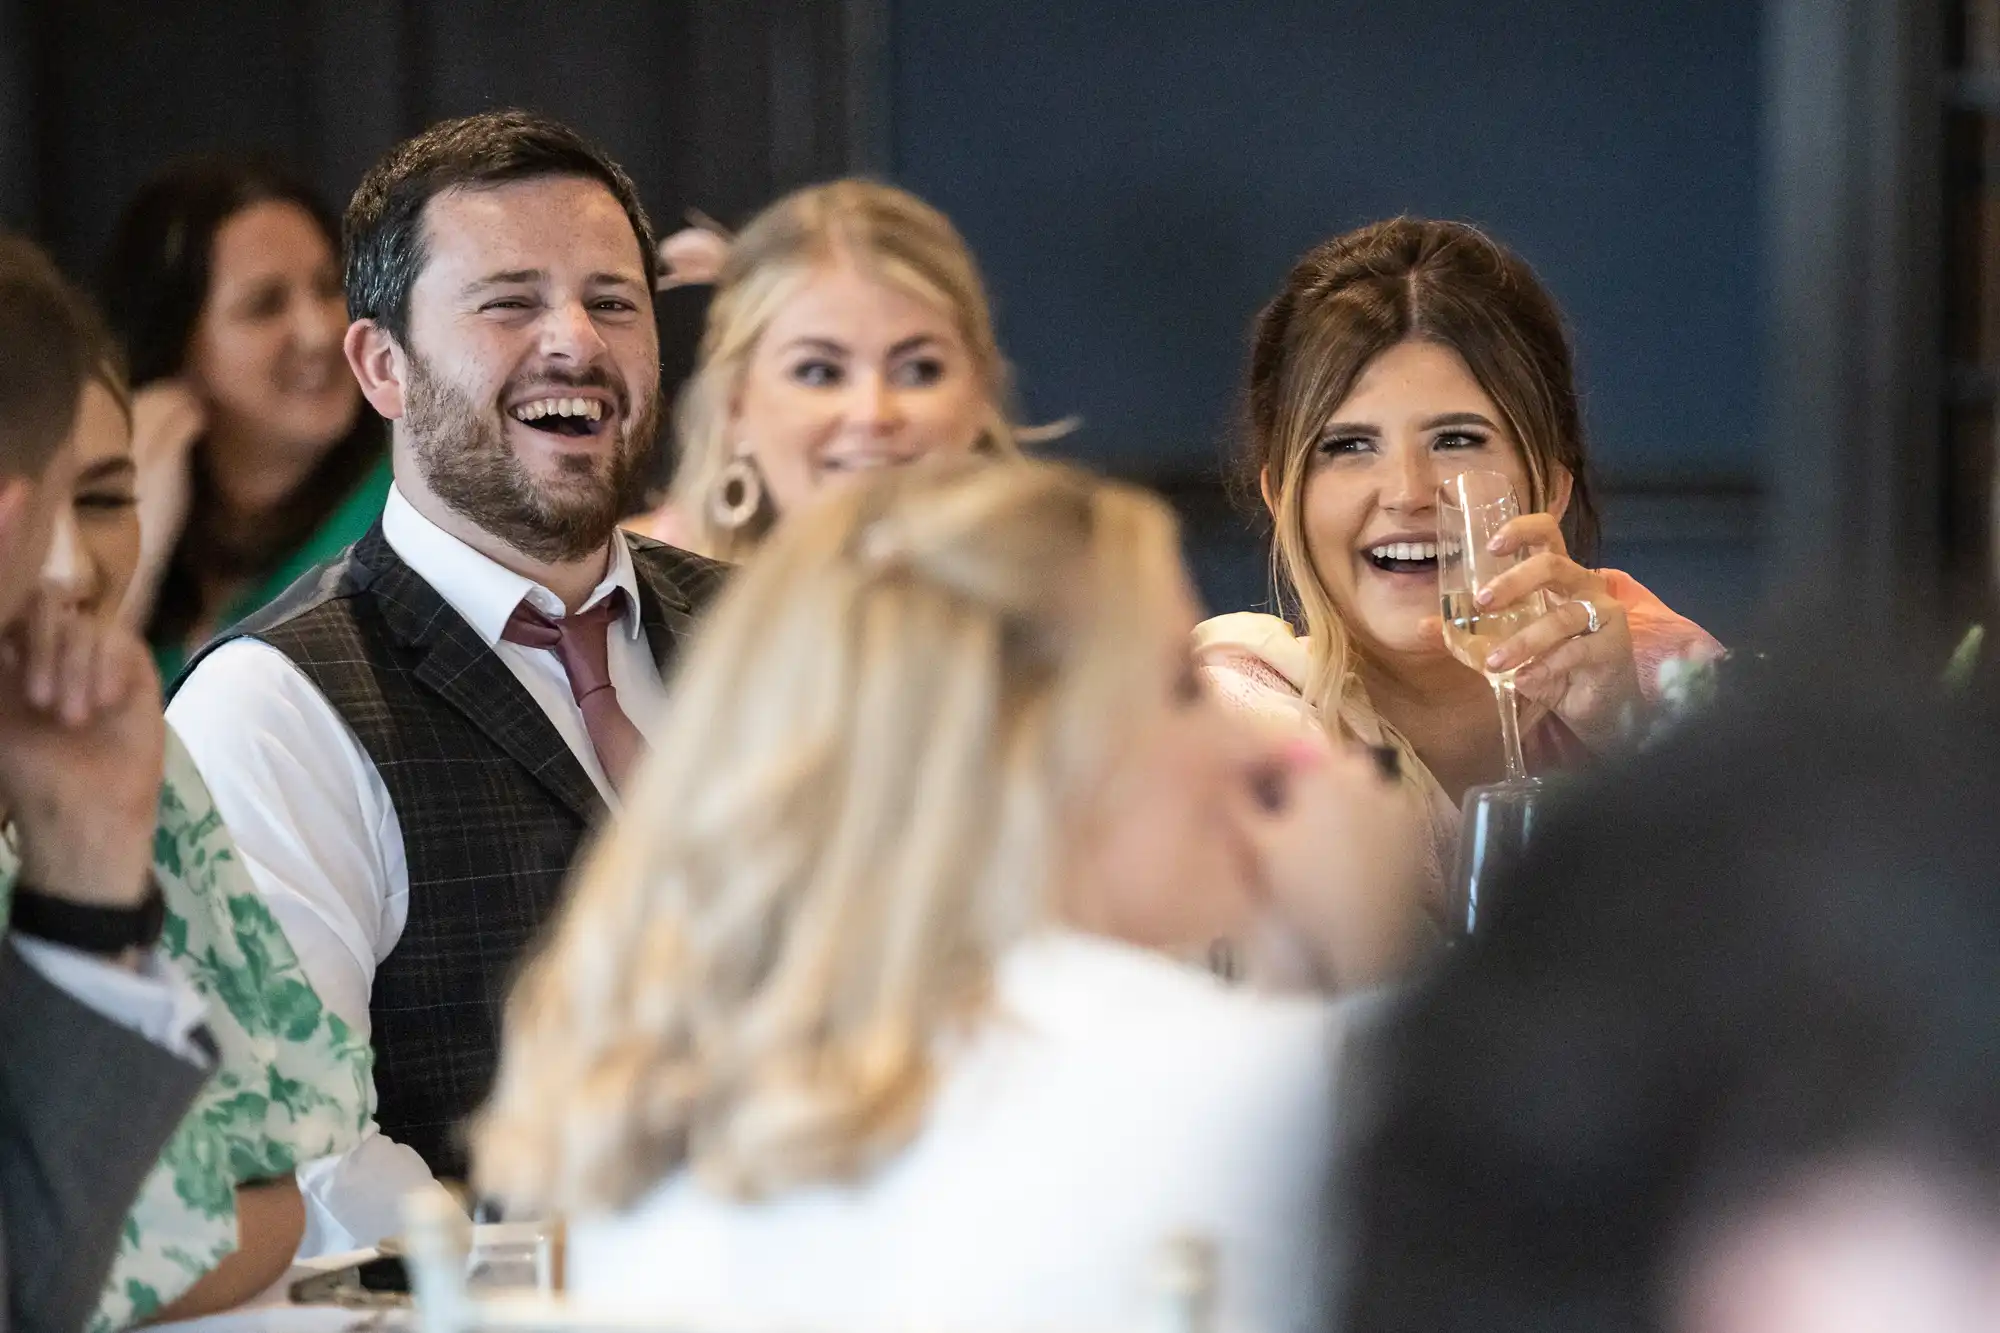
[0,235,127,476]
[1239,217,1598,727]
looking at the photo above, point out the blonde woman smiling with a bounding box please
[480,459,1418,1333]
[627,180,1026,559]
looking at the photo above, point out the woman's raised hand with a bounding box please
[0,590,164,913]
[121,379,207,626]
[1470,511,1641,751]
[656,226,731,290]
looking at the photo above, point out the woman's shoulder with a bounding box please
[578,937,1345,1330]
[1194,612,1317,724]
[623,500,694,550]
[1194,611,1309,672]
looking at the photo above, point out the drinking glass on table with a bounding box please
[1438,470,1551,934]
[463,1218,560,1296]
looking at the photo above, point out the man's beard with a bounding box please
[402,350,657,564]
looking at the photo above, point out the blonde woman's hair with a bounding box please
[668,180,1024,562]
[1241,218,1596,751]
[475,457,1185,1214]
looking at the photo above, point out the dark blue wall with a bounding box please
[887,0,1765,638]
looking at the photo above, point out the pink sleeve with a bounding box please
[1599,568,1726,700]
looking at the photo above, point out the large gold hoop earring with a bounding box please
[709,453,769,533]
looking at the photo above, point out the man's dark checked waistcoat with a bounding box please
[176,522,728,1181]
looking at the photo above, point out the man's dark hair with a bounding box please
[344,110,658,345]
[0,234,103,478]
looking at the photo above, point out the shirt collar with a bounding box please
[380,485,644,647]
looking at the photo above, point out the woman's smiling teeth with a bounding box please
[820,449,916,475]
[511,396,606,437]
[1365,540,1438,573]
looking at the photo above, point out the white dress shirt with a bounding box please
[569,932,1351,1333]
[168,486,671,1255]
[14,938,209,1063]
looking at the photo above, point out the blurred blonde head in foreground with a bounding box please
[661,180,1024,561]
[476,457,1339,1215]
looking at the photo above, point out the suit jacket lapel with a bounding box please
[351,526,606,826]
[626,531,704,676]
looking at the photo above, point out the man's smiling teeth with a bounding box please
[511,397,604,423]
[1368,541,1438,561]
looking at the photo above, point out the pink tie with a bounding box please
[501,590,646,793]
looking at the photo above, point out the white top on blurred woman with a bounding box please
[1200,218,1721,908]
[480,458,1422,1333]
[626,179,1024,558]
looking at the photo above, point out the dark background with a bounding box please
[0,0,1943,645]
[888,0,1764,630]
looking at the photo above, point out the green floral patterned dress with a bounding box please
[0,728,372,1331]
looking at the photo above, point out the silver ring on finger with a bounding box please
[1576,598,1604,636]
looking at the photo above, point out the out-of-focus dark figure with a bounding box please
[1340,665,2000,1333]
[97,158,390,679]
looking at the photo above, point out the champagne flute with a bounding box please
[1437,470,1549,782]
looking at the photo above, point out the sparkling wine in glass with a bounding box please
[1437,470,1549,781]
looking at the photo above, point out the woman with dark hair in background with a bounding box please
[98,157,390,677]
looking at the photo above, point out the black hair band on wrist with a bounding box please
[10,876,166,957]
